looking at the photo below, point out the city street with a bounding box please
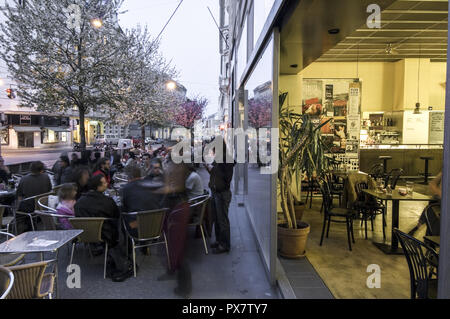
[2,147,72,167]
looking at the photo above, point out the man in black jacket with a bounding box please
[206,140,234,254]
[74,175,133,282]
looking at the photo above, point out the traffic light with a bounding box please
[6,88,15,99]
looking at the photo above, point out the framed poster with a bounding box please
[429,111,444,144]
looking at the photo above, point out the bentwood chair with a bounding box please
[394,228,439,299]
[188,195,211,254]
[7,260,56,299]
[353,182,386,240]
[0,232,25,267]
[318,177,357,251]
[384,168,404,190]
[122,208,169,277]
[69,218,109,279]
[0,266,14,299]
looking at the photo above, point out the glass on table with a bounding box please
[406,181,414,196]
[376,178,384,193]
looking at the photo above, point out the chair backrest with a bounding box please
[7,260,54,299]
[354,182,368,202]
[0,232,25,267]
[34,211,68,231]
[0,205,6,229]
[318,177,333,212]
[0,266,14,299]
[52,184,64,194]
[393,228,439,299]
[37,196,57,213]
[68,218,105,243]
[188,195,210,225]
[423,204,441,236]
[385,168,404,190]
[129,209,169,240]
[369,163,384,179]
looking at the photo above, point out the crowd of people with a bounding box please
[4,140,235,290]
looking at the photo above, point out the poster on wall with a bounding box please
[347,115,360,141]
[325,84,334,117]
[302,80,323,116]
[429,111,444,144]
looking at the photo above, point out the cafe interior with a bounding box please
[277,0,448,298]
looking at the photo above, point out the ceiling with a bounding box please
[318,0,449,63]
[280,0,449,74]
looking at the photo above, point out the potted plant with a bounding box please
[278,92,331,258]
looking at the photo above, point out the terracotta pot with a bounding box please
[294,202,306,221]
[278,221,310,258]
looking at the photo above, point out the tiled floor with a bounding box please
[278,181,434,299]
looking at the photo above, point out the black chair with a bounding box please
[324,172,344,207]
[378,156,392,174]
[368,163,384,180]
[423,203,440,237]
[304,177,319,209]
[419,156,434,184]
[393,228,439,299]
[384,168,404,190]
[353,182,386,240]
[318,177,357,251]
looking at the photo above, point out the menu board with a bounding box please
[403,111,429,144]
[429,111,444,144]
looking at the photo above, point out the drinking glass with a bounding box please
[406,181,414,196]
[386,184,393,196]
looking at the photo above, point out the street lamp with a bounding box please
[166,80,177,91]
[91,18,103,29]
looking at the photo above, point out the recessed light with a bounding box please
[328,28,340,35]
[290,64,298,68]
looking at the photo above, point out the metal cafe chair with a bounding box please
[16,191,55,231]
[34,211,69,231]
[122,208,170,277]
[7,259,56,299]
[0,205,16,235]
[394,228,439,299]
[69,217,109,279]
[188,194,211,255]
[0,232,25,267]
[0,266,14,299]
[37,195,58,213]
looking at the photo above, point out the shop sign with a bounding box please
[20,115,31,125]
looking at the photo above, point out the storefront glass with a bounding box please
[243,35,274,271]
[253,0,275,46]
[237,17,247,82]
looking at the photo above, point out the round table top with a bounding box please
[378,156,392,160]
[420,156,434,160]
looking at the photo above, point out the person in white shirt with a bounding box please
[185,165,204,199]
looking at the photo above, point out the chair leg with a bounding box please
[132,239,137,277]
[29,214,35,231]
[351,218,355,244]
[200,224,208,255]
[371,214,374,231]
[104,243,108,279]
[364,213,368,239]
[70,242,76,265]
[320,215,327,246]
[346,218,352,251]
[164,232,170,269]
[382,210,386,240]
[326,216,331,238]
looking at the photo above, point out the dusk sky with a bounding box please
[118,0,221,117]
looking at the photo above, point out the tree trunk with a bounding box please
[79,108,86,151]
[141,124,146,150]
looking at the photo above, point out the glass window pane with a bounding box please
[253,0,275,46]
[237,17,247,81]
[244,36,274,270]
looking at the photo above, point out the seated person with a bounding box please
[75,175,132,281]
[72,167,90,200]
[121,163,165,236]
[55,183,77,230]
[0,156,11,185]
[144,158,164,184]
[17,161,52,214]
[93,158,112,188]
[185,164,204,200]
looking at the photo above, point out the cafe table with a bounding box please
[0,230,83,298]
[362,189,434,255]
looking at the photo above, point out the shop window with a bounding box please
[0,129,9,145]
[236,16,248,82]
[253,0,275,47]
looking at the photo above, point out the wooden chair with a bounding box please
[69,217,109,279]
[188,195,211,254]
[7,260,55,299]
[122,209,169,277]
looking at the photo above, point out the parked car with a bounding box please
[117,139,133,150]
[145,137,156,145]
[105,134,120,145]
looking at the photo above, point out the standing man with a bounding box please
[206,140,234,254]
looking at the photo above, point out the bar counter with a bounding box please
[360,144,443,178]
